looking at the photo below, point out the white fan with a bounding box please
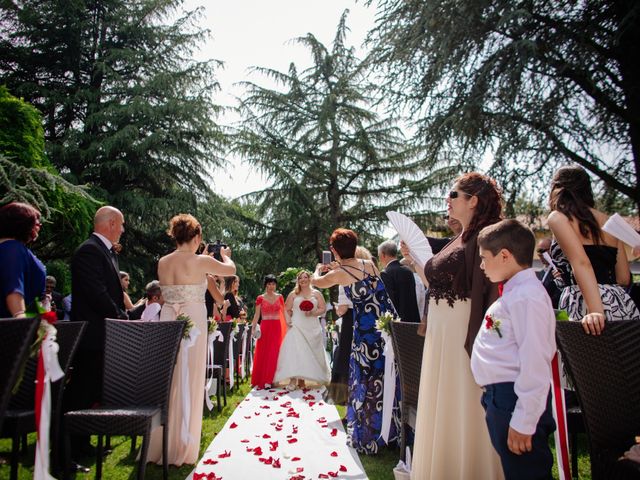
[386,211,433,269]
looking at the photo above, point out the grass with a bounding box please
[0,382,592,480]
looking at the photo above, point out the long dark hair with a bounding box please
[456,172,503,242]
[549,165,601,243]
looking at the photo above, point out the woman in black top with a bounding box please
[224,275,245,320]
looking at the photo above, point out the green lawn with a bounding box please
[0,381,591,479]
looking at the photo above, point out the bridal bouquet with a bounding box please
[299,300,314,312]
[375,311,398,335]
[177,313,194,339]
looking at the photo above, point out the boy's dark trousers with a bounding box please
[481,382,556,480]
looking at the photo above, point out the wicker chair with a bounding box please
[0,321,86,480]
[0,317,39,434]
[212,322,233,408]
[232,323,247,387]
[556,320,640,480]
[63,319,185,480]
[389,321,425,462]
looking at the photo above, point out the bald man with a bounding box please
[65,206,128,462]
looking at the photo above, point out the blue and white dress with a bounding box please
[342,262,400,454]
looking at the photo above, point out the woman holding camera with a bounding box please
[250,274,287,389]
[147,214,235,466]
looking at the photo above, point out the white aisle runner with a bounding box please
[188,387,367,480]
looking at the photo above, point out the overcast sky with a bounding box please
[182,0,378,198]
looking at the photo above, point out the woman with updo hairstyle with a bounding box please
[547,164,639,334]
[311,228,401,454]
[401,172,504,479]
[147,213,236,466]
[0,202,46,318]
[250,274,287,389]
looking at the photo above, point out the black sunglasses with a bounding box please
[448,190,472,199]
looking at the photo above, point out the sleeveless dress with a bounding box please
[411,237,503,480]
[342,263,401,454]
[251,294,287,388]
[550,241,640,321]
[273,295,331,385]
[147,282,208,466]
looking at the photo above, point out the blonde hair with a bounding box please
[355,246,372,260]
[293,270,311,295]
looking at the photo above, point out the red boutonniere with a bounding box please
[299,300,314,312]
[484,314,503,338]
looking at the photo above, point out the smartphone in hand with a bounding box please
[322,250,332,265]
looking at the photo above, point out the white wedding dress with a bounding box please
[273,295,331,385]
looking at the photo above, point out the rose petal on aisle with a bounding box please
[187,387,366,479]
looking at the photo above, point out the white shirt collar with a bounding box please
[93,232,113,251]
[503,268,537,295]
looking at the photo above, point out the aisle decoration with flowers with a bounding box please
[25,299,64,480]
[375,311,400,443]
[551,309,572,480]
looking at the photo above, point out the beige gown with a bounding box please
[147,282,208,466]
[411,298,503,480]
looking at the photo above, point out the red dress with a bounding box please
[251,294,286,388]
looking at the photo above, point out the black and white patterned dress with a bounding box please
[550,241,640,322]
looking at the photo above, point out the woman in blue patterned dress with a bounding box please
[312,228,400,454]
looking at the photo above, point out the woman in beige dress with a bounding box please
[402,172,504,479]
[147,214,235,466]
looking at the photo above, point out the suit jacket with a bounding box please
[71,233,127,350]
[538,267,561,309]
[381,260,421,323]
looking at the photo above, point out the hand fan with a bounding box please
[386,211,433,269]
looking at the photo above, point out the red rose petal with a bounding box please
[218,450,231,458]
[296,467,304,473]
[241,439,249,443]
[272,458,281,468]
[269,440,278,451]
[260,405,270,409]
[330,428,337,437]
[330,451,338,457]
[287,438,298,444]
[308,401,315,407]
[203,459,218,465]
[229,422,238,429]
[291,456,301,461]
[262,433,271,439]
[319,474,329,479]
[328,471,338,478]
[244,416,251,419]
[253,446,263,456]
[339,465,347,472]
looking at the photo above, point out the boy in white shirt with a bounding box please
[471,219,556,480]
[140,280,163,322]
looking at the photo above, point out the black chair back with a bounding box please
[389,320,425,462]
[213,322,233,368]
[102,319,185,422]
[556,320,640,479]
[390,321,424,407]
[0,317,39,431]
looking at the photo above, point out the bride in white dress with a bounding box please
[274,270,331,390]
[147,214,235,466]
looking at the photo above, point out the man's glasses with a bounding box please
[448,190,472,199]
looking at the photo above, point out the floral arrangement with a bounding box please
[299,300,314,312]
[484,313,503,338]
[177,313,194,340]
[375,311,398,335]
[208,317,218,334]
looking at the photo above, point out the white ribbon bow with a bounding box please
[180,325,201,446]
[379,331,396,443]
[34,323,64,480]
[205,330,223,411]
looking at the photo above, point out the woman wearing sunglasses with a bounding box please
[402,172,504,480]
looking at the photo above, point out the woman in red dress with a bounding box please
[250,274,287,388]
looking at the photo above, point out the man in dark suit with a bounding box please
[64,206,127,467]
[378,240,421,323]
[535,237,562,308]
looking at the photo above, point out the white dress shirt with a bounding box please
[141,302,161,322]
[471,268,556,434]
